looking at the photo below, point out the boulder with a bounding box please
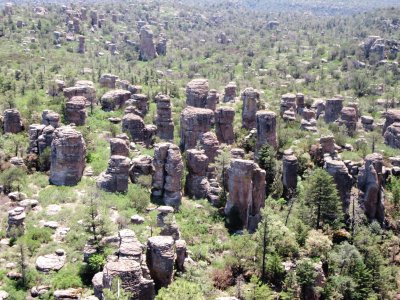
[110,138,129,157]
[132,94,149,117]
[54,288,82,300]
[325,159,353,211]
[130,155,154,184]
[50,126,86,186]
[122,113,155,147]
[199,131,220,164]
[280,93,297,117]
[36,250,66,272]
[97,155,131,193]
[337,107,357,136]
[99,74,119,89]
[101,89,131,111]
[223,82,237,103]
[7,207,25,237]
[215,107,235,145]
[383,110,400,133]
[42,110,60,128]
[63,81,96,104]
[186,79,209,108]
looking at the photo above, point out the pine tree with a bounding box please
[258,145,277,196]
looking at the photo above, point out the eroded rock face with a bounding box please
[42,110,60,128]
[63,81,96,104]
[242,88,260,130]
[256,110,277,156]
[65,96,86,126]
[2,109,23,134]
[152,143,183,208]
[325,159,353,211]
[36,250,66,273]
[383,110,400,133]
[110,137,129,157]
[361,115,374,131]
[296,93,305,115]
[122,113,156,147]
[28,124,55,155]
[226,159,266,232]
[320,135,336,155]
[223,82,237,103]
[358,153,385,223]
[199,131,220,164]
[146,236,175,289]
[280,93,297,117]
[384,122,400,149]
[186,79,210,108]
[155,94,174,141]
[139,25,157,61]
[99,74,119,89]
[324,97,344,123]
[97,155,131,193]
[7,207,25,237]
[180,106,214,151]
[337,107,357,136]
[132,94,149,117]
[50,126,86,186]
[282,151,298,197]
[215,107,235,145]
[101,89,132,111]
[130,155,154,184]
[77,35,85,54]
[185,149,209,199]
[156,35,167,56]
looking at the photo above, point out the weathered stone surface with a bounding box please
[185,149,210,199]
[28,124,55,155]
[139,25,157,61]
[122,113,155,147]
[206,89,219,111]
[7,206,25,237]
[36,250,66,272]
[110,138,129,157]
[97,155,131,193]
[156,35,167,56]
[132,94,149,117]
[296,93,305,115]
[358,153,385,223]
[99,74,119,89]
[186,79,209,108]
[226,159,266,232]
[325,159,353,211]
[231,148,245,159]
[385,122,400,149]
[283,108,296,122]
[223,82,237,103]
[383,110,400,133]
[280,93,297,117]
[63,81,96,104]
[130,155,154,184]
[337,107,357,136]
[256,110,277,156]
[101,89,131,111]
[42,110,60,128]
[215,107,235,145]
[48,79,65,97]
[175,239,187,272]
[361,115,374,131]
[242,88,260,130]
[65,96,86,126]
[54,288,82,300]
[361,36,386,60]
[146,236,175,289]
[199,132,220,164]
[300,108,318,132]
[50,126,86,186]
[180,106,214,151]
[312,99,325,119]
[155,94,174,141]
[282,151,298,197]
[324,97,344,123]
[2,109,23,134]
[320,135,336,154]
[152,143,183,208]
[77,35,85,54]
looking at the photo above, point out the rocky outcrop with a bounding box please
[42,110,60,128]
[146,236,175,289]
[324,97,344,123]
[180,106,214,151]
[122,112,156,147]
[7,207,25,237]
[199,131,220,164]
[2,109,23,134]
[384,122,400,149]
[242,88,260,130]
[383,110,400,133]
[77,35,85,53]
[312,99,325,119]
[152,143,183,208]
[63,81,96,104]
[215,107,235,145]
[110,137,129,157]
[53,288,82,300]
[99,74,119,89]
[358,153,385,223]
[155,94,174,141]
[101,89,132,111]
[50,126,86,186]
[325,159,353,211]
[65,96,86,126]
[186,79,216,109]
[282,150,298,197]
[175,240,187,272]
[360,36,386,60]
[130,155,154,184]
[361,115,374,131]
[48,79,65,97]
[320,135,336,155]
[280,93,297,117]
[132,94,149,117]
[226,159,266,233]
[223,82,237,103]
[337,107,357,136]
[156,35,167,56]
[300,108,317,132]
[296,93,305,115]
[185,149,210,199]
[36,250,66,273]
[28,124,55,155]
[97,155,131,193]
[139,25,157,61]
[255,110,277,156]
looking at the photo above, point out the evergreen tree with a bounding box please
[258,145,277,196]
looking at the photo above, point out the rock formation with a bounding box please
[383,110,400,133]
[324,97,344,123]
[320,135,336,155]
[361,115,374,131]
[282,150,298,197]
[199,131,220,164]
[99,74,119,89]
[63,81,96,104]
[97,155,131,193]
[7,207,25,237]
[122,112,156,147]
[139,25,157,61]
[50,126,86,186]
[186,79,214,109]
[255,110,277,155]
[132,94,149,117]
[42,110,60,128]
[152,143,183,208]
[180,106,214,151]
[130,155,154,184]
[36,250,66,273]
[110,137,129,157]
[65,96,86,126]
[185,149,210,199]
[300,108,317,132]
[242,88,260,130]
[358,153,385,223]
[215,107,235,145]
[101,89,132,111]
[77,35,85,53]
[28,124,55,155]
[280,93,297,117]
[2,109,23,134]
[223,82,237,103]
[155,94,174,141]
[296,93,305,115]
[384,122,400,149]
[156,35,167,56]
[337,107,357,136]
[146,236,175,289]
[226,159,266,233]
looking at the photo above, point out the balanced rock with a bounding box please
[2,109,23,134]
[226,159,266,233]
[185,149,210,199]
[50,126,86,186]
[180,106,214,151]
[383,110,400,133]
[132,94,149,117]
[242,88,260,130]
[155,94,174,141]
[152,143,183,208]
[101,89,131,111]
[280,93,297,117]
[122,113,156,147]
[320,135,336,155]
[63,81,96,104]
[7,207,25,237]
[186,79,211,109]
[97,155,131,193]
[361,115,374,131]
[199,131,220,164]
[65,96,86,126]
[215,107,235,145]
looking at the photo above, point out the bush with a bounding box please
[212,267,235,290]
[305,230,332,258]
[21,226,52,254]
[156,279,205,300]
[51,264,83,289]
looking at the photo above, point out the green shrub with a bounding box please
[51,264,83,289]
[21,226,52,254]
